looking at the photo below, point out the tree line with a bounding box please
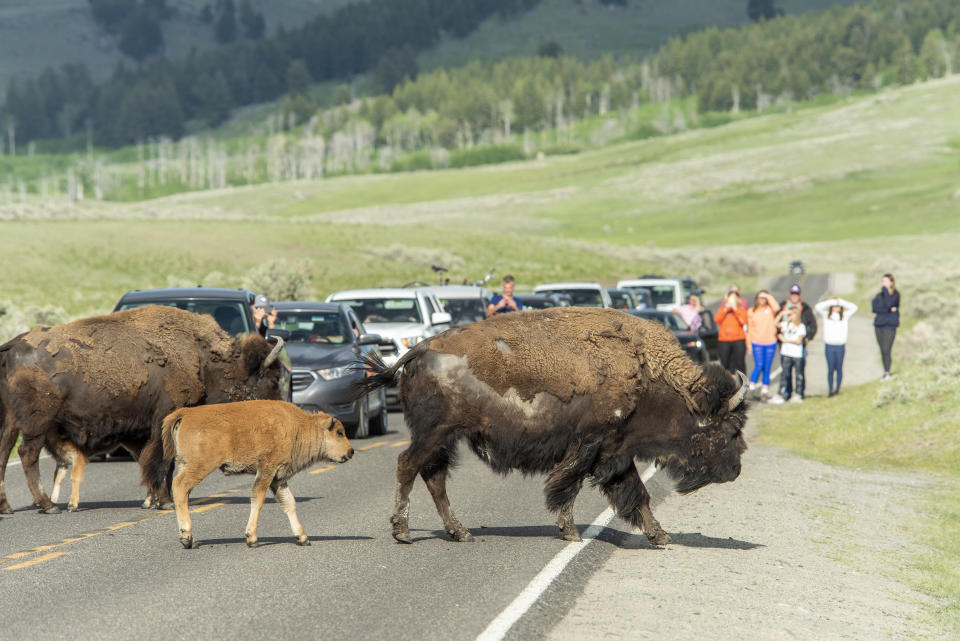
[1,0,541,149]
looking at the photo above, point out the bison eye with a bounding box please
[337,429,345,437]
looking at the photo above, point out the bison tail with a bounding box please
[140,411,182,497]
[351,352,403,399]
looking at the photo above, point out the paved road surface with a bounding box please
[1,413,668,641]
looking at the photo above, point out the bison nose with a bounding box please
[347,448,355,459]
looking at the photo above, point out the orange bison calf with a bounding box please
[161,400,354,549]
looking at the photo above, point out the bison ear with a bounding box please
[318,415,335,431]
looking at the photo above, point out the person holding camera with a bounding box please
[871,273,899,380]
[251,293,278,337]
[486,275,524,318]
[713,288,749,375]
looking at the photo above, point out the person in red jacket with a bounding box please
[714,288,748,374]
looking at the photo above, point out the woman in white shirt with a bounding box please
[770,307,807,404]
[814,297,858,397]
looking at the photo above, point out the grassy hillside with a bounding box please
[419,0,860,69]
[0,0,349,100]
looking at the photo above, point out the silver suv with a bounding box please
[325,288,452,406]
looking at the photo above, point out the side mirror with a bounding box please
[431,312,452,326]
[356,333,381,345]
[265,328,291,342]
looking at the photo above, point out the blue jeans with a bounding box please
[779,355,804,399]
[825,344,846,393]
[750,342,777,386]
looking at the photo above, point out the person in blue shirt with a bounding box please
[872,273,900,380]
[486,275,524,318]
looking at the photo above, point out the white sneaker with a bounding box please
[748,383,758,392]
[761,386,769,397]
[789,395,803,403]
[768,395,786,405]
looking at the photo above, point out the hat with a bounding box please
[789,284,801,295]
[253,294,271,309]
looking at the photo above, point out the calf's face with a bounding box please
[322,418,354,463]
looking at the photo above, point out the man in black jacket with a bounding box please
[779,284,818,400]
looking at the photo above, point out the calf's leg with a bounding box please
[421,454,471,542]
[67,449,87,512]
[171,458,218,549]
[598,465,670,546]
[271,479,309,546]
[245,468,275,548]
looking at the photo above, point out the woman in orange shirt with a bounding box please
[713,289,749,374]
[746,290,780,398]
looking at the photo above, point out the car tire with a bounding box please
[370,404,388,436]
[351,395,370,439]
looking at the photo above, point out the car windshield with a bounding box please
[439,298,486,326]
[609,292,633,309]
[635,312,690,331]
[518,297,554,309]
[338,298,423,325]
[647,285,678,307]
[116,300,251,336]
[540,289,603,307]
[275,311,347,344]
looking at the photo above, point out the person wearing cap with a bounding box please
[814,296,859,396]
[713,288,749,375]
[251,294,278,337]
[777,284,817,400]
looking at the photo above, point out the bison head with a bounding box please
[657,364,749,494]
[212,334,286,402]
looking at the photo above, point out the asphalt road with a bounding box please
[0,413,673,641]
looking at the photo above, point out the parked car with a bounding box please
[532,282,612,308]
[421,285,491,327]
[325,287,452,408]
[696,308,720,360]
[616,277,684,311]
[607,288,637,311]
[790,260,805,275]
[514,292,572,310]
[679,277,704,299]
[631,287,653,309]
[114,287,293,401]
[628,309,708,363]
[272,301,387,439]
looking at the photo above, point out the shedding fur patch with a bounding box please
[424,308,705,423]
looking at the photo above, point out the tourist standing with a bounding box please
[779,284,817,400]
[746,290,780,399]
[714,288,748,374]
[871,274,899,380]
[814,297,858,396]
[769,307,807,404]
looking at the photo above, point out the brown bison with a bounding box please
[359,307,749,546]
[0,305,286,515]
[161,400,354,549]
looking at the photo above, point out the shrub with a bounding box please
[242,259,314,301]
[449,145,525,169]
[0,301,69,343]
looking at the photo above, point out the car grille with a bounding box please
[291,370,317,392]
[379,342,398,357]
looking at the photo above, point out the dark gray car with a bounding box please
[273,301,388,439]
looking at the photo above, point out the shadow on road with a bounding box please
[194,534,376,547]
[604,527,764,550]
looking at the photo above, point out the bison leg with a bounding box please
[271,479,308,546]
[245,468,275,548]
[0,418,19,514]
[67,448,88,512]
[599,465,670,546]
[18,437,59,514]
[391,449,420,544]
[171,459,217,549]
[421,462,472,543]
[49,459,68,505]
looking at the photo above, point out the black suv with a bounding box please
[113,287,293,402]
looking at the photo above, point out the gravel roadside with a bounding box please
[546,289,949,640]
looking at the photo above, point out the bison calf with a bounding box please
[161,400,354,549]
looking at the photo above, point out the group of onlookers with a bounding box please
[713,274,899,403]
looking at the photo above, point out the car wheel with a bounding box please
[370,402,388,436]
[351,395,370,439]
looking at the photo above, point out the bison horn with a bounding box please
[728,370,748,411]
[262,337,284,370]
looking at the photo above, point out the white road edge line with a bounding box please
[475,461,657,641]
[7,454,52,468]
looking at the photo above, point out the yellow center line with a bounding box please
[4,551,69,571]
[358,442,386,451]
[105,521,138,531]
[309,465,336,475]
[190,502,225,514]
[391,440,410,448]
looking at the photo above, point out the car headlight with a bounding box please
[401,336,422,348]
[317,366,352,380]
[684,340,703,349]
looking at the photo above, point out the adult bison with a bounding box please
[359,307,749,546]
[0,305,286,514]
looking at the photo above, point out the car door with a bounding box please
[697,309,720,360]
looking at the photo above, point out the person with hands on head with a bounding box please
[486,274,524,318]
[814,296,858,397]
[251,293,277,337]
[714,288,749,375]
[871,273,899,380]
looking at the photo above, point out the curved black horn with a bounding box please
[262,337,284,370]
[728,370,748,411]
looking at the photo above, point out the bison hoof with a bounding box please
[646,530,671,546]
[296,537,311,547]
[41,504,61,515]
[246,539,258,548]
[67,505,80,513]
[450,528,474,543]
[156,502,173,511]
[0,502,12,515]
[180,536,196,549]
[560,530,583,543]
[392,529,412,544]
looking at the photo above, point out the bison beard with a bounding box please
[357,307,749,546]
[0,306,285,514]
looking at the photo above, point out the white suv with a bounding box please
[533,282,612,308]
[616,278,684,311]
